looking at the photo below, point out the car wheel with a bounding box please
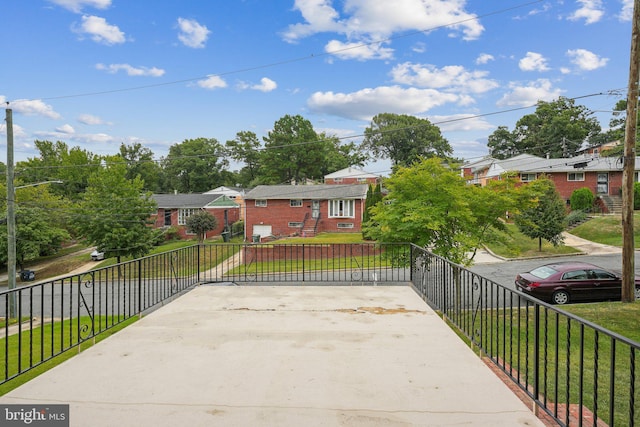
[635,287,640,301]
[552,290,570,305]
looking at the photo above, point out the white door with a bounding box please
[312,200,320,219]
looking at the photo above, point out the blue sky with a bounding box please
[0,0,634,176]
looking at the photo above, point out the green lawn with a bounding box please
[569,213,640,247]
[277,232,367,244]
[484,223,581,258]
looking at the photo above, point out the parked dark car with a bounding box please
[515,261,640,305]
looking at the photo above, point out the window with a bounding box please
[255,199,267,207]
[337,223,354,229]
[568,172,585,181]
[290,199,303,207]
[357,177,368,183]
[329,199,354,218]
[562,270,588,280]
[520,173,536,182]
[288,222,303,228]
[178,208,198,225]
[333,178,343,183]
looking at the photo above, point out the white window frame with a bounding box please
[178,208,198,226]
[520,173,536,182]
[567,172,585,182]
[337,223,354,229]
[329,199,355,218]
[290,199,303,207]
[357,177,368,183]
[255,199,267,207]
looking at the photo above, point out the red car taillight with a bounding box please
[529,282,540,288]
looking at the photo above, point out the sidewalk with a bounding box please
[0,286,545,427]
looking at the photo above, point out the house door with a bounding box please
[597,173,609,194]
[311,200,320,219]
[164,209,172,226]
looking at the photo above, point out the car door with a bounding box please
[589,269,621,300]
[560,269,592,301]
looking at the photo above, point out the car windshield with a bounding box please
[529,266,558,279]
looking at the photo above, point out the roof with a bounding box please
[483,154,640,178]
[152,193,238,208]
[245,184,369,200]
[203,186,246,196]
[324,166,380,180]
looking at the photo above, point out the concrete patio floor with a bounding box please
[0,285,545,426]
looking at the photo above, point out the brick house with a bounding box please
[324,166,381,185]
[151,193,240,239]
[463,153,640,213]
[243,184,369,241]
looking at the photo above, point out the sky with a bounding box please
[0,0,635,177]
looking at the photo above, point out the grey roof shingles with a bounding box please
[152,193,224,208]
[245,184,369,200]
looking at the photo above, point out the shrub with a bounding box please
[231,220,244,235]
[570,187,595,212]
[162,226,181,241]
[566,209,587,227]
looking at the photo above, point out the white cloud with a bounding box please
[307,85,461,121]
[74,15,126,45]
[566,48,608,70]
[475,53,494,65]
[10,99,61,119]
[391,62,499,94]
[56,124,75,134]
[496,79,564,107]
[283,0,483,60]
[429,114,495,132]
[519,52,550,72]
[47,0,111,13]
[251,77,277,92]
[568,0,604,24]
[96,63,165,77]
[197,75,227,90]
[620,0,634,21]
[78,114,106,125]
[0,123,27,138]
[325,39,394,60]
[177,18,210,48]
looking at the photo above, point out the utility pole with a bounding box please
[622,0,640,303]
[5,108,17,318]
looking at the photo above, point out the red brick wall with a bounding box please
[152,207,240,239]
[547,171,622,200]
[245,198,364,238]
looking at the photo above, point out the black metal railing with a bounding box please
[410,245,640,427]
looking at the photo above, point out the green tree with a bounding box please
[362,183,382,240]
[317,132,368,177]
[368,158,512,264]
[512,97,601,158]
[163,138,228,193]
[225,131,262,187]
[0,184,71,269]
[17,140,101,201]
[185,211,219,243]
[363,113,452,168]
[487,126,516,159]
[75,159,158,262]
[118,143,165,192]
[515,178,566,251]
[261,115,324,184]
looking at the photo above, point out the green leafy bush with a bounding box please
[570,187,595,212]
[566,209,587,227]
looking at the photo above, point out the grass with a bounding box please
[277,233,367,244]
[449,301,640,426]
[0,315,138,395]
[485,223,582,258]
[569,212,640,248]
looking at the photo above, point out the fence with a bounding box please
[410,246,640,427]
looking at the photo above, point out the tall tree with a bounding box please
[163,138,228,193]
[118,143,165,192]
[261,115,324,184]
[317,132,368,177]
[75,159,158,262]
[487,126,516,160]
[515,177,566,251]
[512,97,601,158]
[225,131,263,187]
[17,140,101,201]
[363,113,452,168]
[367,158,511,264]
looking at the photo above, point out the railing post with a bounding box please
[197,244,201,283]
[533,302,540,416]
[138,258,142,318]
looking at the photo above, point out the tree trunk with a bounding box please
[538,237,542,252]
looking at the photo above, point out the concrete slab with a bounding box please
[0,286,544,427]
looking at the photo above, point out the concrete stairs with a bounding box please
[599,194,622,214]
